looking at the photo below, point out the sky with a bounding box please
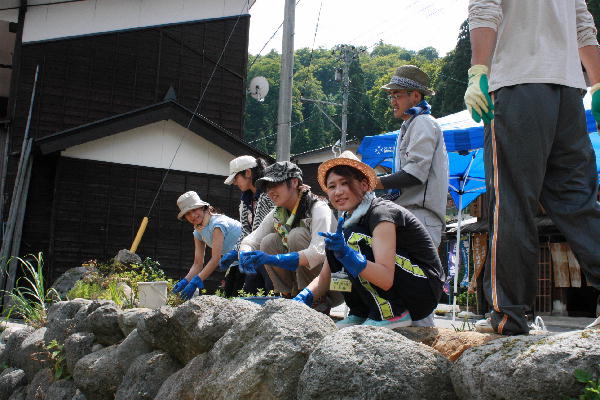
[248,0,470,57]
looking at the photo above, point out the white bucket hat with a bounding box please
[176,191,209,220]
[224,155,258,185]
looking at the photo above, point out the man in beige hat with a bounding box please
[376,65,449,248]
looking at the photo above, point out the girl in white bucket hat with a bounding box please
[172,191,242,300]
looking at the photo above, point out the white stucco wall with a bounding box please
[22,0,255,43]
[60,120,234,176]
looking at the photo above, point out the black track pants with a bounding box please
[483,84,600,335]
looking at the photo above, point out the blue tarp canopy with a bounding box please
[357,98,600,211]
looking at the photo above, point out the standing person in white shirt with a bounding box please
[465,0,600,335]
[375,65,449,249]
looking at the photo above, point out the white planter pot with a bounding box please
[137,281,168,309]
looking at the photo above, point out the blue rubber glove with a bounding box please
[246,251,299,271]
[180,276,204,300]
[319,217,347,258]
[464,65,494,124]
[218,250,238,272]
[238,251,257,275]
[591,83,600,124]
[172,278,189,294]
[319,218,367,278]
[292,288,314,307]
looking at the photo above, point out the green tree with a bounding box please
[587,0,600,43]
[417,46,439,61]
[430,20,471,117]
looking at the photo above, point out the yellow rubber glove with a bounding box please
[590,83,600,125]
[464,65,494,124]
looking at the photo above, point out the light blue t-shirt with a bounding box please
[192,214,242,254]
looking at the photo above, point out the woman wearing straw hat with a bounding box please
[238,161,342,311]
[219,155,274,295]
[293,151,444,328]
[172,191,242,300]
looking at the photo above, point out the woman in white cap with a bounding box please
[172,191,242,300]
[220,155,274,295]
[293,151,444,328]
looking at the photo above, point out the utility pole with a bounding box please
[334,45,361,152]
[276,0,295,161]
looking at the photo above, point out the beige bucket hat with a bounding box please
[176,191,209,220]
[381,65,435,96]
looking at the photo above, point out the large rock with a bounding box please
[45,300,92,343]
[73,329,152,400]
[0,326,34,367]
[137,296,261,364]
[394,327,502,361]
[117,308,152,337]
[63,333,95,376]
[25,368,54,400]
[114,351,180,400]
[71,390,86,400]
[451,329,600,399]
[114,250,141,265]
[0,321,29,344]
[72,300,115,334]
[85,303,123,346]
[114,329,153,370]
[16,328,52,381]
[50,267,95,300]
[152,354,205,400]
[46,379,77,400]
[72,345,120,400]
[154,299,337,400]
[0,368,26,400]
[7,386,25,400]
[298,325,456,400]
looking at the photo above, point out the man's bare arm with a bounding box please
[470,27,497,67]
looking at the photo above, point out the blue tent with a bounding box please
[357,107,600,211]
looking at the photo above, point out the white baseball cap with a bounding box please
[224,155,258,185]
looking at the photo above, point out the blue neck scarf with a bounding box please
[405,100,431,116]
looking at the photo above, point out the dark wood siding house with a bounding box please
[0,0,267,283]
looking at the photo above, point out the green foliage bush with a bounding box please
[456,291,476,307]
[67,256,173,308]
[570,365,600,400]
[3,253,60,328]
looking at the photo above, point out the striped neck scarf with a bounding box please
[405,100,431,116]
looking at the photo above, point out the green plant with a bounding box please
[99,280,128,308]
[451,315,475,332]
[456,291,476,307]
[45,339,69,380]
[3,253,60,328]
[67,280,103,300]
[570,365,600,400]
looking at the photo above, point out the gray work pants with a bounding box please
[260,228,343,308]
[484,84,600,335]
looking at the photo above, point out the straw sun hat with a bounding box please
[317,151,378,192]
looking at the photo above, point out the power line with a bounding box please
[248,0,304,69]
[299,0,324,95]
[147,0,251,215]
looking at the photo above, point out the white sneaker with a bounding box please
[586,316,600,329]
[474,318,495,333]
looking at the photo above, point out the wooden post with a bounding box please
[130,216,149,253]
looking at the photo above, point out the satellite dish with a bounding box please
[248,76,269,102]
